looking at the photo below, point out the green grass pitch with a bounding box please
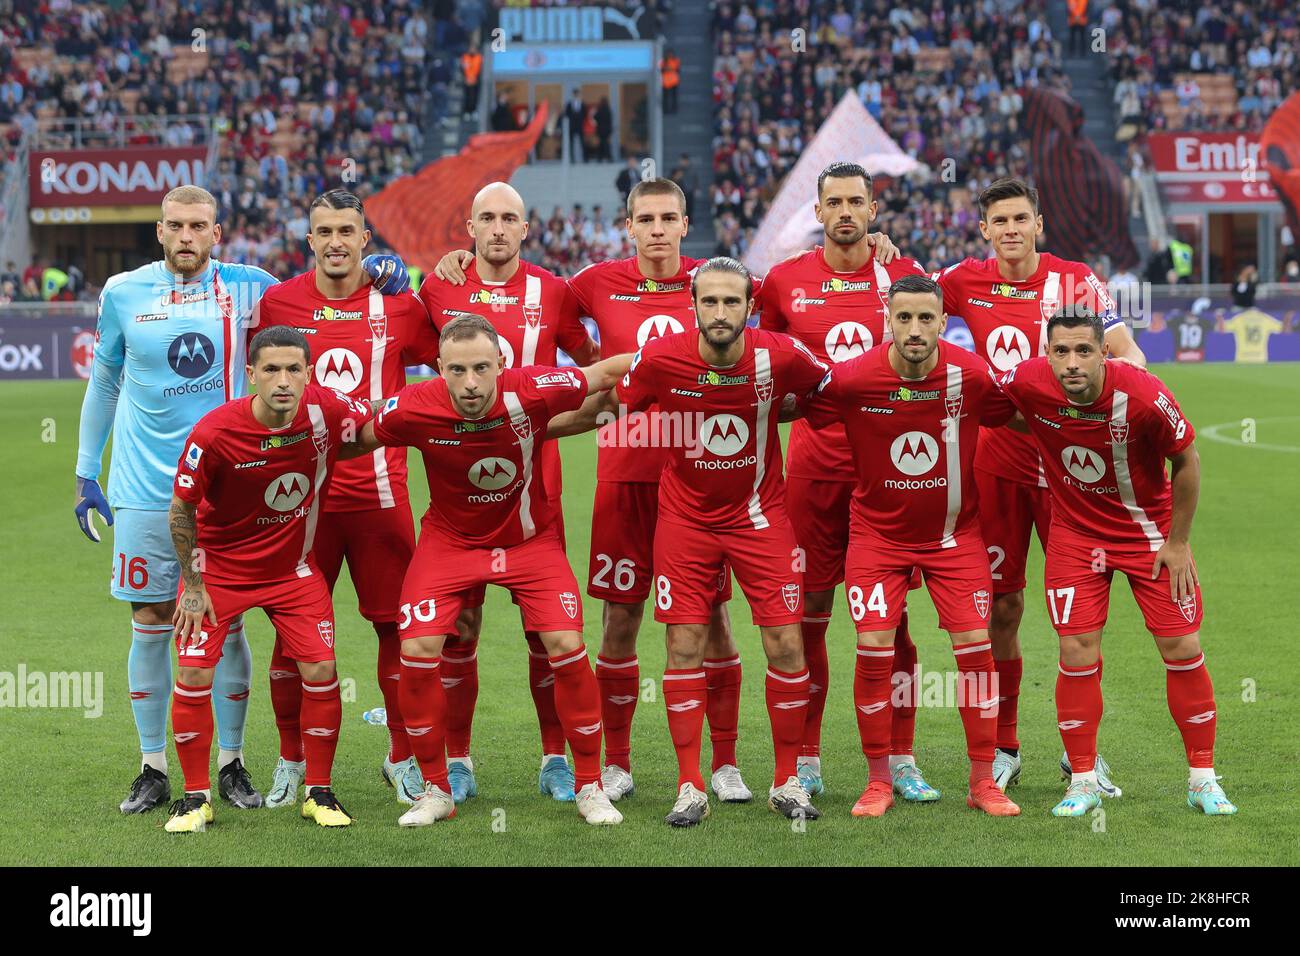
[1,363,1297,866]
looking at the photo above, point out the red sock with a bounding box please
[1056,659,1103,774]
[890,613,918,756]
[994,655,1023,752]
[765,666,810,788]
[548,645,602,789]
[854,647,894,783]
[400,656,449,790]
[172,680,214,793]
[269,638,303,762]
[705,655,742,770]
[954,640,998,785]
[663,668,707,790]
[596,654,638,771]
[528,632,567,756]
[300,675,341,788]
[1164,652,1216,768]
[441,635,479,759]
[374,622,411,763]
[799,615,830,757]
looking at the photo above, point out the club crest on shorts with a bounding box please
[973,588,991,619]
[511,413,533,443]
[317,619,335,648]
[754,378,774,404]
[368,312,387,342]
[559,591,579,619]
[945,393,964,421]
[1176,592,1197,623]
[781,582,801,612]
[1109,419,1130,445]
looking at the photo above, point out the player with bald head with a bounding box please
[418,182,599,805]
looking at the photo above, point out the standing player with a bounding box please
[418,182,599,804]
[937,178,1146,792]
[249,189,441,808]
[605,257,829,825]
[347,315,634,827]
[797,275,1021,818]
[165,326,374,831]
[992,307,1236,816]
[74,185,410,815]
[757,161,938,801]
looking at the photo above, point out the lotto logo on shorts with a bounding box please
[973,589,990,619]
[317,620,334,648]
[559,591,579,619]
[781,582,801,612]
[1177,593,1197,623]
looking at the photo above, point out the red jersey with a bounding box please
[173,384,373,585]
[616,326,828,532]
[568,255,706,483]
[419,259,591,501]
[758,245,927,481]
[372,365,588,549]
[803,341,1012,549]
[249,273,439,512]
[937,253,1121,487]
[993,357,1195,551]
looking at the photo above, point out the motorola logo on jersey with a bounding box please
[636,314,685,347]
[315,348,363,393]
[264,472,311,512]
[824,322,874,363]
[1061,445,1107,484]
[468,457,517,491]
[699,414,749,457]
[985,326,1032,372]
[890,431,940,476]
[168,333,216,379]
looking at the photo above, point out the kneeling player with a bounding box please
[799,274,1022,817]
[166,327,373,831]
[994,307,1236,816]
[348,315,633,827]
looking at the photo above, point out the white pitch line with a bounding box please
[1200,416,1300,453]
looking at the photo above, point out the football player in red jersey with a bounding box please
[165,326,374,831]
[992,307,1236,817]
[249,190,441,809]
[936,178,1146,794]
[796,274,1022,818]
[346,314,634,827]
[568,257,829,825]
[757,162,938,802]
[418,182,599,804]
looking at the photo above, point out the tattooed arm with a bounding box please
[169,494,216,644]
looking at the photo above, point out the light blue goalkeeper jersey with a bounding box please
[76,258,279,510]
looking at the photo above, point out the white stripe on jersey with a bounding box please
[1033,272,1062,490]
[213,266,237,403]
[297,402,330,577]
[522,273,542,366]
[503,391,537,540]
[746,347,773,531]
[872,260,895,342]
[1110,389,1165,551]
[367,287,396,508]
[940,363,964,549]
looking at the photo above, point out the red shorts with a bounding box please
[461,508,566,612]
[588,481,732,605]
[844,531,993,634]
[787,477,853,593]
[1043,533,1204,638]
[177,573,336,668]
[314,506,416,623]
[652,513,801,627]
[399,524,583,637]
[975,468,1052,595]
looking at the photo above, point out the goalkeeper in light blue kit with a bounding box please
[74,184,410,814]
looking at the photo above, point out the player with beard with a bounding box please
[756,162,938,802]
[418,182,598,804]
[74,185,409,817]
[248,190,440,809]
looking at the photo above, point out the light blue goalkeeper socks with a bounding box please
[127,622,173,756]
[213,617,252,753]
